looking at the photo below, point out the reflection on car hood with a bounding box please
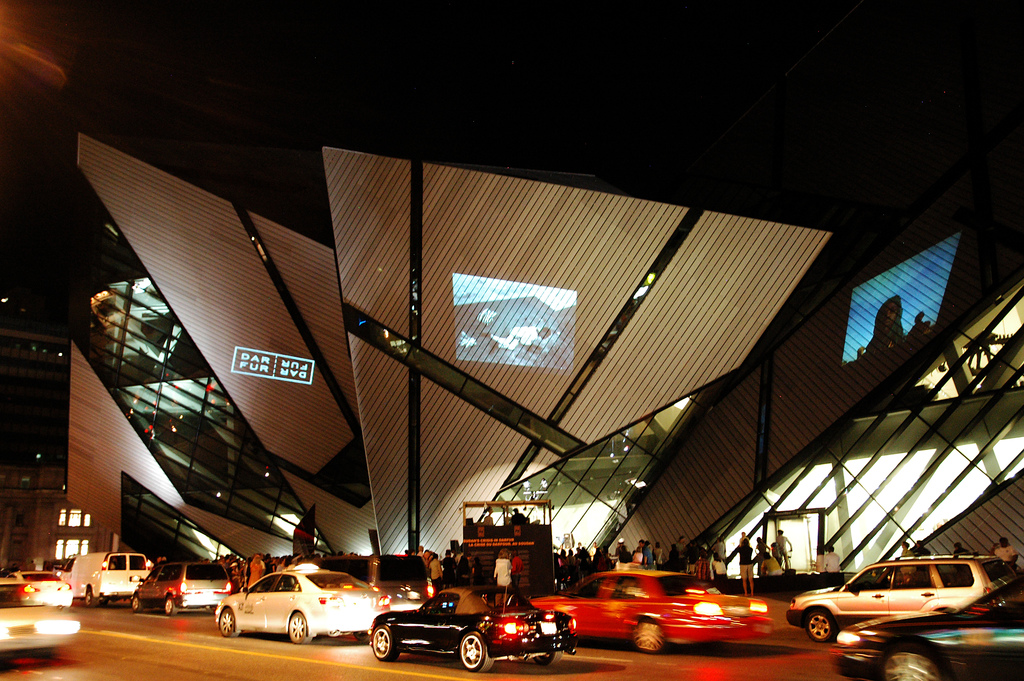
[796,586,842,599]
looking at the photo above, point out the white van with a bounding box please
[68,552,151,606]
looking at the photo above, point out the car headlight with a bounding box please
[36,620,80,636]
[836,630,863,645]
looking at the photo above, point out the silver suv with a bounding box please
[787,554,1017,642]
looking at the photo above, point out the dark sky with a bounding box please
[0,1,857,323]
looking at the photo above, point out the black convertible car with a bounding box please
[369,585,577,672]
[831,575,1024,681]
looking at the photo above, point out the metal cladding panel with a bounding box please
[324,148,411,334]
[929,477,1024,557]
[769,183,981,477]
[282,472,376,555]
[421,162,689,417]
[179,504,293,558]
[250,213,359,422]
[418,379,531,553]
[68,347,186,533]
[619,367,762,547]
[77,136,351,473]
[349,336,409,554]
[564,212,830,443]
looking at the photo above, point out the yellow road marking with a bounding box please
[82,630,461,679]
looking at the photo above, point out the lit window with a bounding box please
[58,509,67,526]
[84,514,91,527]
[55,540,65,560]
[68,510,82,527]
[19,476,30,489]
[65,539,80,558]
[81,540,89,555]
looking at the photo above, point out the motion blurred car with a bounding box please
[831,576,1024,681]
[131,561,233,615]
[215,565,390,644]
[532,569,771,653]
[8,572,73,609]
[788,555,1016,642]
[0,579,79,657]
[370,585,577,672]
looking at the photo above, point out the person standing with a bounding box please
[494,549,512,587]
[510,550,524,588]
[247,553,265,589]
[441,550,457,588]
[994,537,1019,570]
[823,545,841,573]
[738,537,755,596]
[428,551,443,586]
[456,551,471,586]
[776,530,793,570]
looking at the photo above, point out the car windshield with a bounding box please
[306,573,371,590]
[460,588,535,615]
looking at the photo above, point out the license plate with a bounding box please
[540,622,556,635]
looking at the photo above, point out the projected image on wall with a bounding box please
[453,273,576,371]
[843,233,961,364]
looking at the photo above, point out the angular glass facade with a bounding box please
[702,277,1024,573]
[496,392,708,550]
[88,220,327,553]
[121,473,236,561]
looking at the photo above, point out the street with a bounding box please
[0,594,844,680]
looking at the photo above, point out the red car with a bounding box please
[532,570,771,653]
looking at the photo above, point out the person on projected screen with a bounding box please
[866,295,905,354]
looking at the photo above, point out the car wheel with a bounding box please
[534,651,563,666]
[218,607,240,638]
[164,596,178,616]
[84,586,97,607]
[131,594,143,614]
[632,619,666,654]
[459,631,494,672]
[288,611,313,644]
[804,608,838,643]
[353,631,370,644]
[371,625,400,661]
[883,643,946,681]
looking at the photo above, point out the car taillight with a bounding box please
[501,620,529,637]
[21,585,38,594]
[101,560,107,570]
[569,617,577,633]
[685,587,707,595]
[694,601,723,617]
[750,600,768,614]
[377,594,391,608]
[57,583,71,592]
[214,582,232,594]
[180,580,189,594]
[427,584,435,598]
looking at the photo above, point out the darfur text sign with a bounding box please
[231,347,315,385]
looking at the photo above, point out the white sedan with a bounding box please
[9,572,73,608]
[215,567,390,644]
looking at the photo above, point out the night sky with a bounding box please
[0,1,857,323]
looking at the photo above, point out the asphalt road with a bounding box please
[0,594,844,680]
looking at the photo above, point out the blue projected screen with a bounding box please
[843,233,961,364]
[452,273,576,371]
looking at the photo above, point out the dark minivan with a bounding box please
[132,561,233,615]
[314,555,429,611]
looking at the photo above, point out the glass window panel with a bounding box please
[873,449,934,512]
[900,448,973,534]
[777,462,835,512]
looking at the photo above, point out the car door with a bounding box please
[887,564,937,615]
[835,565,892,619]
[237,574,279,630]
[137,565,164,607]
[394,593,459,651]
[553,574,607,638]
[264,574,302,632]
[603,575,648,638]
